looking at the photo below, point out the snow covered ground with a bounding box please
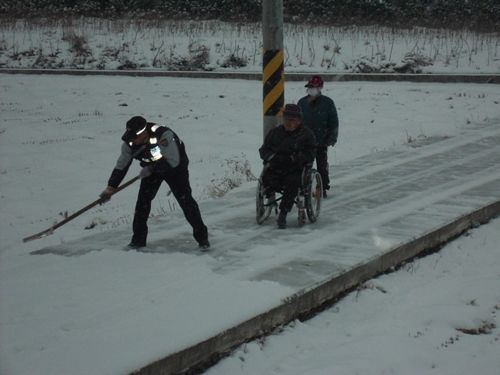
[1,73,499,374]
[206,217,500,375]
[1,19,499,74]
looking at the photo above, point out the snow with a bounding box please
[206,220,500,375]
[1,21,500,375]
[1,19,499,73]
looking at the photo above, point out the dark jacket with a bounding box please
[297,94,339,146]
[259,124,316,172]
[108,124,188,188]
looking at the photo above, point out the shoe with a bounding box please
[324,184,331,198]
[127,241,146,249]
[198,240,210,250]
[277,210,287,229]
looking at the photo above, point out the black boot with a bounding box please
[277,210,287,229]
[127,240,146,249]
[198,239,210,250]
[323,184,331,198]
[194,226,210,250]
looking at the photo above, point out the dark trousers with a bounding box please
[132,166,207,246]
[316,145,330,190]
[262,168,302,212]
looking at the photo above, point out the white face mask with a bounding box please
[307,87,321,97]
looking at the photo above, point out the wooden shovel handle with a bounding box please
[22,175,140,243]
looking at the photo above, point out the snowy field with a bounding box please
[0,73,499,375]
[1,19,499,73]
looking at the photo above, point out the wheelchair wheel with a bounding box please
[305,169,322,222]
[256,179,273,224]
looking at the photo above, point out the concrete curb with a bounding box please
[1,69,499,83]
[131,200,500,375]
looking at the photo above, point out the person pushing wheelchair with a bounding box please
[259,104,317,229]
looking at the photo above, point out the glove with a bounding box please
[99,186,116,204]
[139,166,153,179]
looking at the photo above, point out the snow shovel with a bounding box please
[22,175,140,243]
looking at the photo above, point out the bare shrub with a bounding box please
[207,155,257,198]
[352,52,434,73]
[221,54,247,68]
[63,33,92,57]
[32,47,64,69]
[188,42,210,69]
[117,60,138,70]
[394,52,434,73]
[167,42,210,71]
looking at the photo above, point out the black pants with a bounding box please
[132,166,207,246]
[262,167,302,212]
[316,145,330,190]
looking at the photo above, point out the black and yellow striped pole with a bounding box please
[262,0,284,139]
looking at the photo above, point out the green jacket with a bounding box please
[298,94,339,146]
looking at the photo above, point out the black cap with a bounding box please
[283,104,302,119]
[122,116,147,143]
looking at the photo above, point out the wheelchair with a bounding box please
[256,163,323,226]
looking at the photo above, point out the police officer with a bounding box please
[298,75,339,198]
[100,116,209,249]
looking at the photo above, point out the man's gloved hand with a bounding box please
[99,186,116,204]
[139,166,153,179]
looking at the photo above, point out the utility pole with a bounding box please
[262,0,284,139]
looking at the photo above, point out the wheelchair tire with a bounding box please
[256,179,273,224]
[305,169,322,222]
[298,207,307,227]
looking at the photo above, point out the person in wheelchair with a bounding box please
[259,104,317,229]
